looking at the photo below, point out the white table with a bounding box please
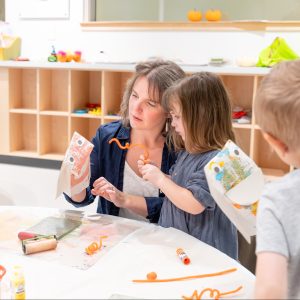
[0,206,255,299]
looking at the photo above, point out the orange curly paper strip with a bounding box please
[85,235,108,255]
[109,138,149,161]
[132,268,237,283]
[182,285,243,300]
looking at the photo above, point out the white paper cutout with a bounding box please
[204,140,264,243]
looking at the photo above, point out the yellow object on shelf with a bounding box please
[0,35,21,61]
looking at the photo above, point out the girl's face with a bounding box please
[128,76,166,132]
[170,102,185,141]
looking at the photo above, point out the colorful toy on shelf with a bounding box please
[74,109,88,114]
[73,51,82,62]
[232,106,251,124]
[88,107,102,116]
[86,103,101,116]
[56,50,82,63]
[57,50,67,62]
[48,45,57,62]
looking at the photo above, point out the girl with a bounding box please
[138,72,238,259]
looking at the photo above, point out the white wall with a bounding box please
[0,163,97,211]
[5,0,300,64]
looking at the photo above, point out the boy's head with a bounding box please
[254,59,300,166]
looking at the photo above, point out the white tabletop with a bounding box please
[0,206,255,299]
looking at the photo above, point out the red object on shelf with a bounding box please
[232,111,247,119]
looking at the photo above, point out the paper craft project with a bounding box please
[56,131,94,198]
[204,140,264,243]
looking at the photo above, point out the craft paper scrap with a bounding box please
[56,132,94,198]
[204,140,264,243]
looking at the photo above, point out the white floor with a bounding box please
[0,163,97,212]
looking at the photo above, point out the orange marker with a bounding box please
[176,248,191,265]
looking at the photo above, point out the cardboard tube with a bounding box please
[22,236,57,255]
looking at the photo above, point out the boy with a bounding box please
[254,59,300,299]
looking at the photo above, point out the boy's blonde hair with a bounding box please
[162,72,235,153]
[254,60,300,150]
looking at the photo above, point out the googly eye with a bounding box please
[214,166,221,173]
[210,162,223,174]
[77,139,83,146]
[69,156,74,163]
[234,149,240,156]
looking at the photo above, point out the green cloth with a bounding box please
[257,37,299,67]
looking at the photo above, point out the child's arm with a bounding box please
[139,163,205,215]
[255,252,288,299]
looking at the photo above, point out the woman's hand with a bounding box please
[91,177,127,208]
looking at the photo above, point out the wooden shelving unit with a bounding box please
[0,61,292,180]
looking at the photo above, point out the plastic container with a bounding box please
[10,266,25,300]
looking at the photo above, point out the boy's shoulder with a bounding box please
[261,169,300,209]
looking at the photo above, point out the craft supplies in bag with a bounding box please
[10,266,25,300]
[56,132,94,198]
[204,140,264,243]
[0,22,21,61]
[256,37,299,67]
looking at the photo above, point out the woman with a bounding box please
[64,59,185,223]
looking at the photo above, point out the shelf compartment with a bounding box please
[221,75,255,110]
[39,69,69,113]
[9,113,37,154]
[233,127,251,156]
[39,115,68,157]
[70,70,102,113]
[102,71,133,116]
[71,117,101,142]
[252,129,290,173]
[9,69,37,109]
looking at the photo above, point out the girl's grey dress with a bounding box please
[158,150,238,259]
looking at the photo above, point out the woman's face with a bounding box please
[170,102,185,141]
[128,76,166,132]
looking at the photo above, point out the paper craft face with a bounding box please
[56,132,94,198]
[208,142,254,192]
[65,132,94,178]
[204,140,264,242]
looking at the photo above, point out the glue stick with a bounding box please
[10,266,25,300]
[176,248,191,265]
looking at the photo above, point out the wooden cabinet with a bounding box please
[0,61,292,180]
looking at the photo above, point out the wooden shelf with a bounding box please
[80,21,300,32]
[0,63,292,178]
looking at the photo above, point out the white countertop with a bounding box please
[0,206,255,299]
[0,60,270,75]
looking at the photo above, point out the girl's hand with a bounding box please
[137,154,157,174]
[140,164,165,187]
[91,177,127,208]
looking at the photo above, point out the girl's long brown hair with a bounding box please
[162,72,235,153]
